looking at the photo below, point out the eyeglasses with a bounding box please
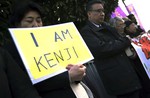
[90,9,105,13]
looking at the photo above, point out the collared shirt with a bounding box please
[92,22,101,28]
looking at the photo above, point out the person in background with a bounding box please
[3,1,93,98]
[109,17,135,58]
[124,20,144,38]
[110,17,150,98]
[0,48,42,98]
[127,14,138,25]
[109,16,126,37]
[148,30,150,33]
[124,20,150,98]
[80,1,142,98]
[127,14,145,33]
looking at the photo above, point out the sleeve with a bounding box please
[34,71,70,92]
[80,27,131,58]
[2,49,42,98]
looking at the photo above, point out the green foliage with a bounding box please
[103,0,119,21]
[0,0,12,45]
[35,0,88,28]
[0,0,121,44]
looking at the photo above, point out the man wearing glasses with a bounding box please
[81,1,142,98]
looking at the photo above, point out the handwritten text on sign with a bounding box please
[9,22,94,84]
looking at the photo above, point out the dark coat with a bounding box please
[2,41,76,98]
[0,48,41,98]
[131,57,150,92]
[80,21,141,95]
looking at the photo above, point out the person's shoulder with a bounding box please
[102,22,112,28]
[81,25,89,31]
[102,22,116,30]
[80,23,90,33]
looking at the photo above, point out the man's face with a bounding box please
[19,11,43,28]
[88,3,105,24]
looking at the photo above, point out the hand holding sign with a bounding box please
[66,64,86,82]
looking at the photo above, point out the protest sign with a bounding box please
[131,33,150,79]
[9,22,94,84]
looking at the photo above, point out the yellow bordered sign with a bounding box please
[9,22,94,84]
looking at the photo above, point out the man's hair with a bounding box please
[86,0,104,13]
[9,1,44,27]
[109,16,124,27]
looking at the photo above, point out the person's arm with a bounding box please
[2,48,41,98]
[35,71,70,92]
[35,64,86,92]
[81,27,131,58]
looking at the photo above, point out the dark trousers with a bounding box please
[117,90,140,98]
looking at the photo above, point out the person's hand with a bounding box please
[66,64,86,82]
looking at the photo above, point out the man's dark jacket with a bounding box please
[80,21,141,95]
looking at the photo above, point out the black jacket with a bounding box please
[0,48,41,98]
[80,21,141,95]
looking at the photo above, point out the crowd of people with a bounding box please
[109,13,150,98]
[0,0,150,98]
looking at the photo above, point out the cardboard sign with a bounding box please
[9,22,94,84]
